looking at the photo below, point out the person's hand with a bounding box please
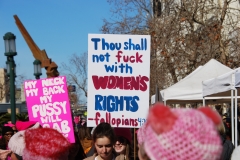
[0,149,12,160]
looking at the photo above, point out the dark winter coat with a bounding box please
[220,135,234,160]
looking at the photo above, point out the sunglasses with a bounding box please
[4,133,13,136]
[116,136,127,144]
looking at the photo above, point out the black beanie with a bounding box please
[2,126,14,136]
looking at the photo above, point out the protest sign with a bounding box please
[88,34,150,128]
[24,76,75,143]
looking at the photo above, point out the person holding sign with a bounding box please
[84,122,124,160]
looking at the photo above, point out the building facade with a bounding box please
[0,68,8,103]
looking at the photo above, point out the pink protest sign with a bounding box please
[24,76,75,143]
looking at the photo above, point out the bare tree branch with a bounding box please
[60,52,88,104]
[102,0,240,99]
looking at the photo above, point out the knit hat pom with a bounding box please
[147,103,177,134]
[198,107,222,125]
[8,131,25,156]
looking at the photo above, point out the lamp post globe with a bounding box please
[3,32,17,124]
[4,32,17,57]
[33,59,42,79]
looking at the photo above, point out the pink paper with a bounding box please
[24,76,75,143]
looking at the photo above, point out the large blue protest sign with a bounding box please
[87,34,150,128]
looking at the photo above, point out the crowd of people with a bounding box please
[0,103,240,160]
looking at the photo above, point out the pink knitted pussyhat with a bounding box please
[8,122,41,156]
[141,103,223,160]
[4,121,15,127]
[136,123,147,145]
[15,120,38,131]
[23,128,70,160]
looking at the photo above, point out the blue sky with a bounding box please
[0,0,111,81]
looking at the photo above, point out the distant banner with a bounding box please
[88,34,150,128]
[24,76,75,143]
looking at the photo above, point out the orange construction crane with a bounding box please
[13,15,59,78]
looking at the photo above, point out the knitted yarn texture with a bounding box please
[8,122,41,156]
[138,103,223,160]
[22,128,70,160]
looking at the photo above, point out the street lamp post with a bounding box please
[3,32,17,124]
[33,59,42,79]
